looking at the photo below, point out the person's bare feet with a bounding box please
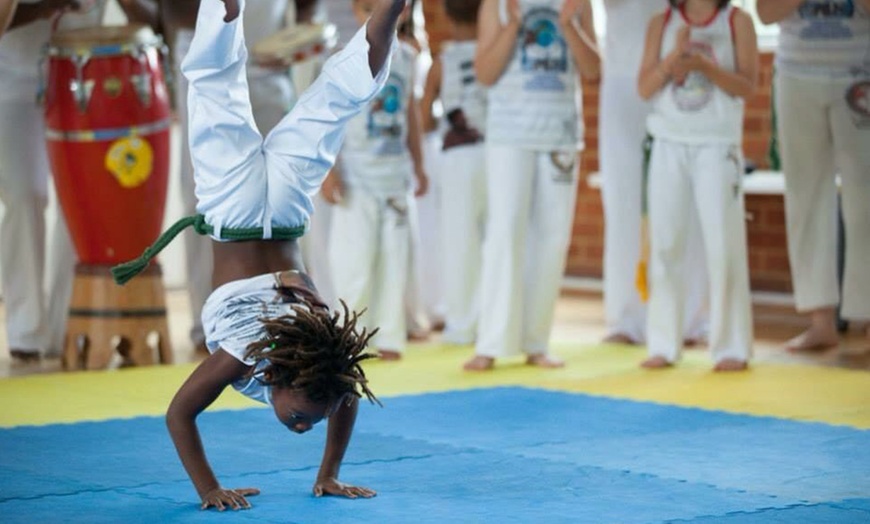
[641,355,673,369]
[784,327,839,353]
[378,349,402,361]
[602,333,637,345]
[683,338,707,348]
[407,329,430,343]
[713,358,748,372]
[9,348,40,363]
[463,355,494,371]
[525,354,565,368]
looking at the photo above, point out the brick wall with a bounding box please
[420,4,792,292]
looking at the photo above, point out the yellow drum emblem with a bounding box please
[105,137,153,188]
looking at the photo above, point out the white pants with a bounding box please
[647,139,752,364]
[409,131,446,327]
[0,96,76,355]
[476,145,578,358]
[173,28,297,344]
[776,72,870,320]
[600,74,709,342]
[329,187,412,352]
[439,143,486,344]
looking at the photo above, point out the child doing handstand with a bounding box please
[112,0,406,510]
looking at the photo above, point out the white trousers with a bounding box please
[439,143,486,344]
[0,96,76,354]
[173,28,297,344]
[329,187,412,352]
[776,72,870,320]
[599,74,709,342]
[476,145,578,358]
[646,139,752,364]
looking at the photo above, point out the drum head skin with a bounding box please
[49,24,160,51]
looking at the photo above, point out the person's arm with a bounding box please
[755,0,802,24]
[419,56,442,133]
[560,0,600,81]
[475,0,521,86]
[1,0,19,37]
[673,9,758,100]
[116,0,159,29]
[637,12,686,100]
[860,0,870,14]
[166,350,261,510]
[312,397,376,498]
[406,63,429,197]
[8,0,76,29]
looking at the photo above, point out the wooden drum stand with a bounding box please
[63,264,172,370]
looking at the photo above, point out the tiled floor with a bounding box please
[0,287,868,378]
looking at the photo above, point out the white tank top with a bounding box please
[486,0,582,151]
[341,42,416,194]
[0,0,105,100]
[776,1,870,78]
[603,0,666,77]
[440,40,487,140]
[647,5,744,144]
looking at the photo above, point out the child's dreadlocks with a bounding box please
[244,298,381,407]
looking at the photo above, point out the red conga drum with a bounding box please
[43,25,173,370]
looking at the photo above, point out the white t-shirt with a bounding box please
[486,0,582,151]
[647,5,744,144]
[440,39,488,139]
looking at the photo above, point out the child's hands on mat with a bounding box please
[200,487,260,511]
[313,477,377,499]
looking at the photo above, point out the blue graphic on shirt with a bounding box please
[519,8,568,91]
[798,1,856,40]
[367,74,406,155]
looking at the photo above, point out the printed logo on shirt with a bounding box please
[846,80,870,128]
[519,8,569,91]
[367,73,407,155]
[798,1,857,40]
[671,41,716,112]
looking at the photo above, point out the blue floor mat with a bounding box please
[1,387,868,523]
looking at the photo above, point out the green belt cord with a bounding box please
[110,214,305,286]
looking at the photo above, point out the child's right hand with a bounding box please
[200,487,260,511]
[321,169,344,205]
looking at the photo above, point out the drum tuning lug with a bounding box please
[69,79,95,112]
[130,74,152,107]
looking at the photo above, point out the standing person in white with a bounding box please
[638,0,757,371]
[464,0,600,371]
[160,0,299,354]
[322,0,428,361]
[420,0,486,345]
[0,0,156,361]
[599,0,708,345]
[757,0,870,352]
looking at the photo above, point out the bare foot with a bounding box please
[10,349,40,363]
[430,320,446,333]
[713,358,748,372]
[785,327,839,353]
[463,355,494,371]
[602,333,638,345]
[641,356,673,369]
[407,329,430,342]
[378,350,402,361]
[683,338,707,348]
[525,354,565,369]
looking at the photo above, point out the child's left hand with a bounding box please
[221,0,239,22]
[672,51,713,80]
[414,167,429,198]
[313,477,377,499]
